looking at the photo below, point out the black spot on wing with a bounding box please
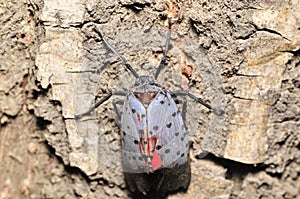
[153,126,159,131]
[166,123,172,128]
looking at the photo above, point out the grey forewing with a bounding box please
[121,93,147,172]
[147,92,188,168]
[120,91,189,172]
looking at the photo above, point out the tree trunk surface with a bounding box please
[0,0,299,198]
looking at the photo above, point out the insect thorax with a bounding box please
[131,75,163,105]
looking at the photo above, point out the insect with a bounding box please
[75,19,223,197]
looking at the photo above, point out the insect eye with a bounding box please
[134,93,140,98]
[149,82,162,88]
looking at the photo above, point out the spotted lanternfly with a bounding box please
[75,18,223,197]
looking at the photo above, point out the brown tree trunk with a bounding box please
[0,0,299,198]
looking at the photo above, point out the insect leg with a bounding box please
[171,91,225,116]
[154,18,172,79]
[112,98,124,127]
[75,91,127,119]
[94,27,139,78]
[176,98,187,122]
[175,97,188,131]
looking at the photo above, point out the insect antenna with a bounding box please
[94,27,139,78]
[154,18,172,80]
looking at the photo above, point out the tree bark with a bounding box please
[0,0,299,198]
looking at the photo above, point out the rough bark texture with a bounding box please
[0,0,299,198]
